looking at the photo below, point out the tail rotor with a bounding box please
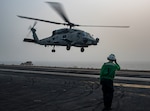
[24,21,39,43]
[27,21,37,37]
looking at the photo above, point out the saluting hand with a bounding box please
[114,60,117,64]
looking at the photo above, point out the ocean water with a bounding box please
[119,62,150,71]
[1,61,150,71]
[34,61,150,71]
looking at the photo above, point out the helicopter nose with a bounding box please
[92,38,99,45]
[96,38,99,43]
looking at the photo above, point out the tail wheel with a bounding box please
[81,47,84,52]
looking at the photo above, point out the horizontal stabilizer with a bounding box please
[23,38,36,43]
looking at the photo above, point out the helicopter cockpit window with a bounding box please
[86,33,93,39]
[83,32,86,36]
[63,35,66,38]
[77,32,81,37]
[77,32,86,37]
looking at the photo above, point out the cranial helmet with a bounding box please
[107,54,116,61]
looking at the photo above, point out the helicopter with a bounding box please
[18,2,129,52]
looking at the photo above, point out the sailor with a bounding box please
[100,54,120,111]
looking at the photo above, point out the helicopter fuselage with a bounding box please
[18,2,129,53]
[24,28,99,52]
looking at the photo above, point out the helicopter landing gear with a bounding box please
[81,47,84,52]
[52,49,55,52]
[52,46,56,52]
[66,45,71,50]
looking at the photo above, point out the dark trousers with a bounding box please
[100,78,114,108]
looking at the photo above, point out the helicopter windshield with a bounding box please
[84,32,93,39]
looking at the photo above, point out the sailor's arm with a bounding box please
[114,60,120,70]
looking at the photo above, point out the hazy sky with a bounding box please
[0,0,150,66]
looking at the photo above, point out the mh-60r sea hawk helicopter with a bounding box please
[18,2,129,52]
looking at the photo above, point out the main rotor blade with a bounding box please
[17,15,66,25]
[78,25,130,28]
[46,2,70,24]
[33,21,37,28]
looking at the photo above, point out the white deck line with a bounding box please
[0,68,150,82]
[0,68,150,89]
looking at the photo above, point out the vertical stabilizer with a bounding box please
[31,28,39,43]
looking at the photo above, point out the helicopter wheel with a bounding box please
[81,47,84,52]
[52,49,55,52]
[66,45,71,50]
[52,46,56,52]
